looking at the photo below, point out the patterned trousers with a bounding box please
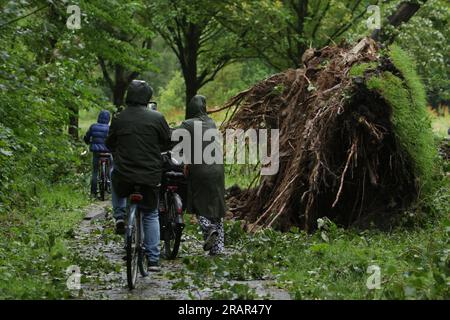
[197,216,224,255]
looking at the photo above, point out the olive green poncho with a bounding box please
[180,95,226,220]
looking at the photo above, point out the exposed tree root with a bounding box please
[222,38,419,232]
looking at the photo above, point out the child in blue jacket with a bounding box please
[83,110,111,197]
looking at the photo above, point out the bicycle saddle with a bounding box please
[165,171,184,178]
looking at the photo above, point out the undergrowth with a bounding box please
[0,181,89,299]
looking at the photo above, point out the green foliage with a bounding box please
[158,71,186,112]
[0,0,448,301]
[366,45,438,194]
[392,0,450,104]
[143,36,180,96]
[0,1,104,209]
[349,62,378,77]
[430,112,450,138]
[79,0,156,72]
[145,0,242,108]
[0,184,88,299]
[176,181,449,300]
[157,61,272,124]
[224,164,257,189]
[211,283,259,300]
[0,3,99,299]
[219,0,375,70]
[201,61,273,107]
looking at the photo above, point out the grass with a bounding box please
[429,108,450,138]
[208,130,448,299]
[349,62,378,77]
[0,115,446,300]
[3,68,443,300]
[174,179,449,300]
[224,164,258,189]
[280,203,449,299]
[0,183,89,299]
[366,45,439,195]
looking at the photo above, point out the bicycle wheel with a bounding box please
[106,161,112,194]
[126,205,139,290]
[137,211,148,277]
[162,202,182,260]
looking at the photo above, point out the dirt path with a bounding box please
[70,202,291,300]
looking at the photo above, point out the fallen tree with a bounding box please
[222,38,438,232]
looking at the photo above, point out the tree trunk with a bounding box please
[182,33,201,118]
[371,1,425,44]
[184,79,199,117]
[113,81,128,108]
[68,104,79,139]
[112,64,127,109]
[98,58,138,111]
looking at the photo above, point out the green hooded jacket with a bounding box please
[179,95,226,220]
[106,104,171,187]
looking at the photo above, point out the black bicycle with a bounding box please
[125,153,185,289]
[125,186,148,290]
[159,152,186,260]
[97,153,111,201]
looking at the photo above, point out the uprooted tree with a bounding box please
[220,2,438,232]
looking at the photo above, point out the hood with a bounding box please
[126,80,153,106]
[186,95,207,119]
[97,110,110,124]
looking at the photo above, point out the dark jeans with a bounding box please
[91,152,112,195]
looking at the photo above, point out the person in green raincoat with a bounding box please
[178,95,226,255]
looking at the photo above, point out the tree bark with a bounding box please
[180,23,202,117]
[154,8,230,116]
[68,104,79,140]
[371,1,425,44]
[113,79,128,108]
[99,57,138,110]
[185,81,199,116]
[183,50,200,116]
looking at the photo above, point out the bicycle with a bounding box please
[125,186,149,290]
[97,153,112,201]
[159,152,186,260]
[124,153,185,289]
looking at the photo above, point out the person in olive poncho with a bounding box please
[179,95,226,255]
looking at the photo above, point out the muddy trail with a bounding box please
[69,202,291,300]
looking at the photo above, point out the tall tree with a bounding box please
[218,0,390,71]
[346,0,447,105]
[145,0,241,113]
[79,0,156,108]
[371,1,424,43]
[1,0,98,139]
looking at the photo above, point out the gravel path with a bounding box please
[70,202,291,300]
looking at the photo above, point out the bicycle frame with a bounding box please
[127,200,145,242]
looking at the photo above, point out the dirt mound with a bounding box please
[222,38,436,232]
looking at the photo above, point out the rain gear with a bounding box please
[179,95,226,220]
[106,81,171,188]
[83,110,111,153]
